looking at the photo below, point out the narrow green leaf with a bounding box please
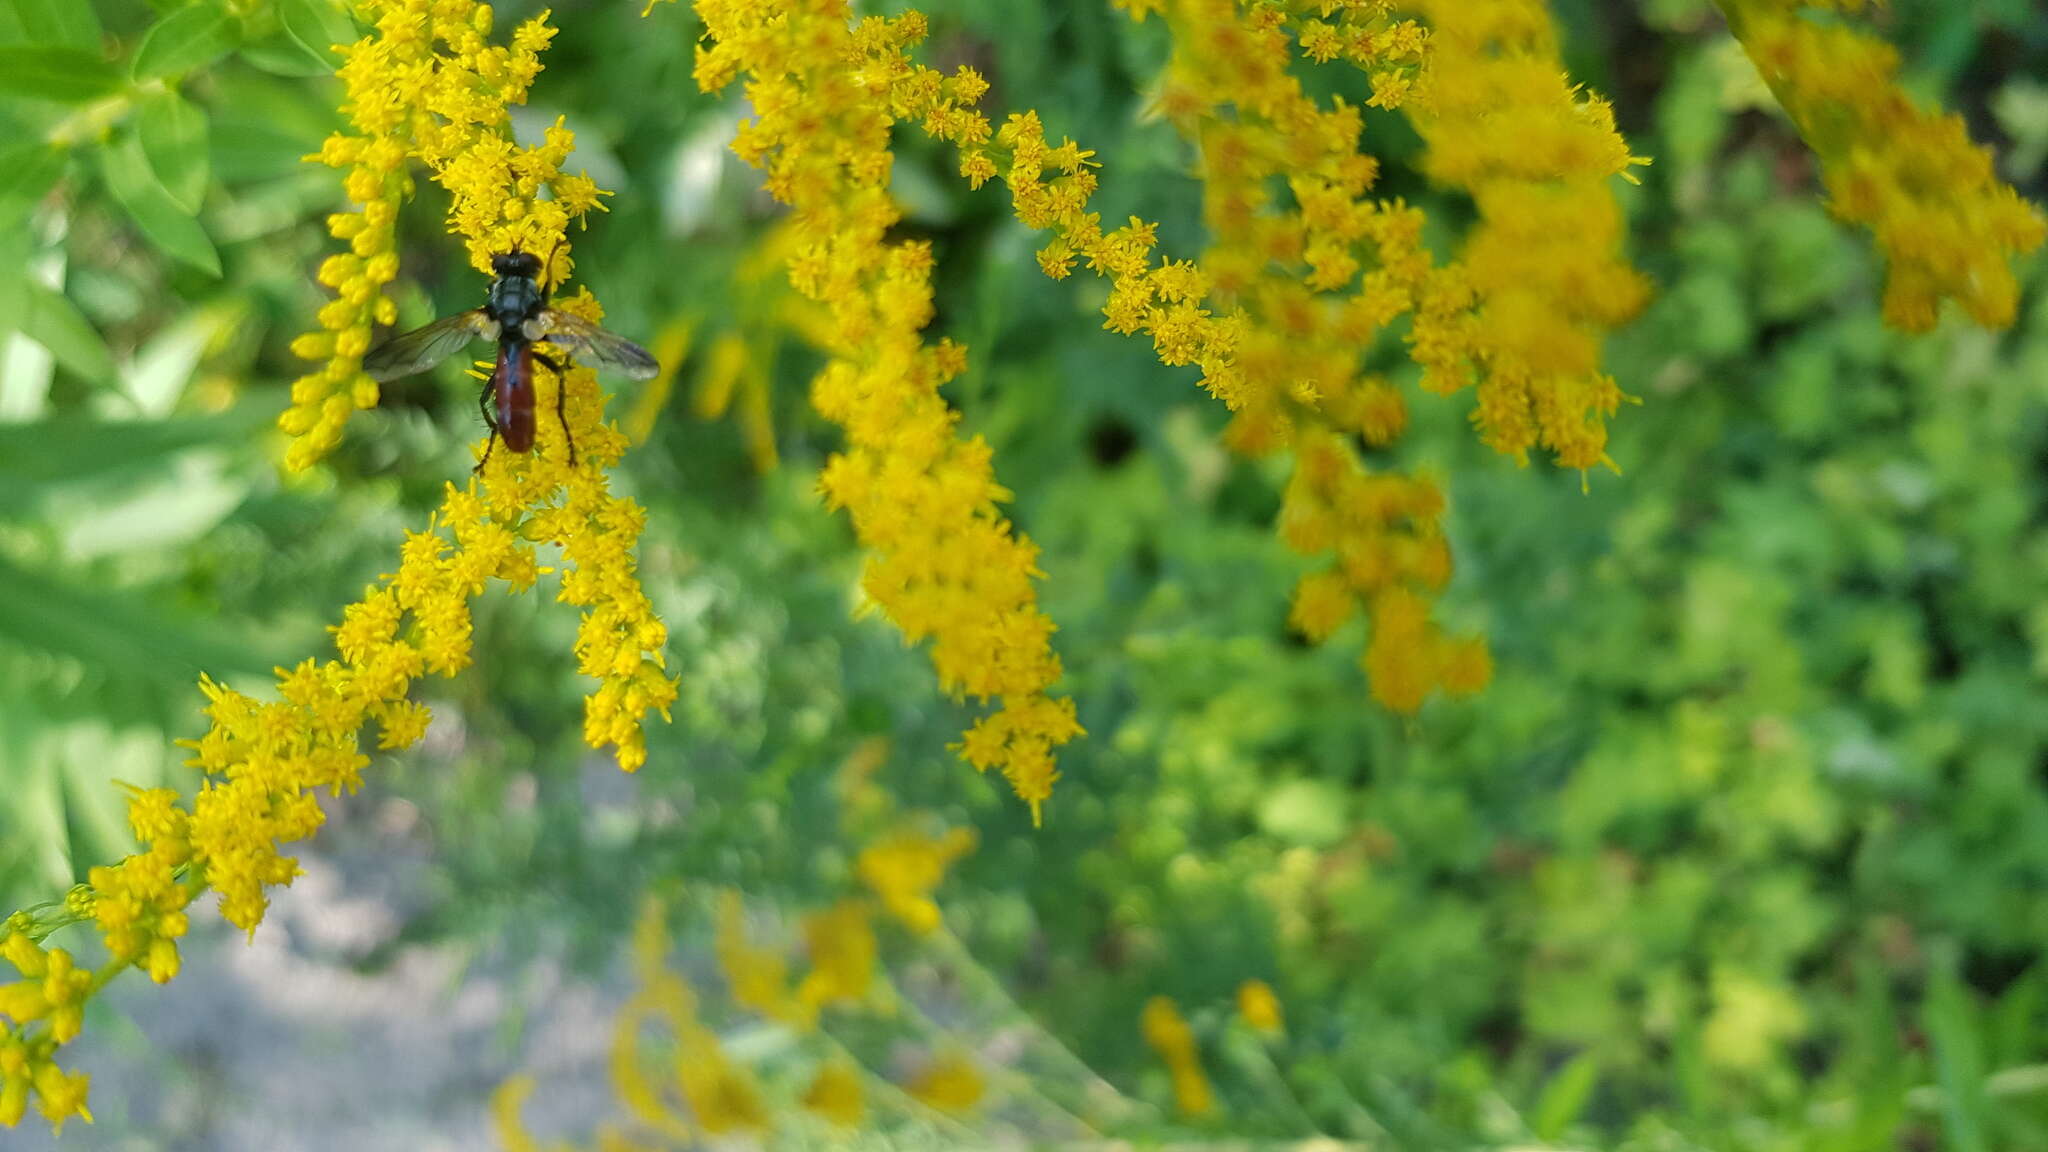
[0,410,269,493]
[7,0,102,50]
[1926,945,1991,1152]
[0,552,269,692]
[0,44,121,103]
[280,0,356,65]
[99,131,220,276]
[1532,1052,1601,1142]
[130,2,236,80]
[0,142,65,229]
[21,281,116,384]
[60,729,157,878]
[137,89,209,213]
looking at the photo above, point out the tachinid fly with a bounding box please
[362,243,659,467]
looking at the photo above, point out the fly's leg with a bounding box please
[475,374,501,473]
[538,236,565,297]
[534,348,576,467]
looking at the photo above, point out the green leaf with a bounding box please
[130,2,236,81]
[0,551,270,693]
[0,44,121,103]
[1532,1052,1601,1142]
[280,0,356,66]
[0,141,65,229]
[0,410,269,494]
[21,281,116,384]
[235,31,329,78]
[6,0,102,50]
[137,90,209,213]
[99,131,220,276]
[1926,945,1991,1152]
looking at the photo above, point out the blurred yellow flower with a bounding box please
[857,824,976,934]
[796,900,877,1012]
[1141,996,1214,1117]
[907,1049,985,1115]
[675,1026,769,1134]
[1720,0,2045,330]
[1236,979,1284,1036]
[800,1060,865,1128]
[1400,0,1651,473]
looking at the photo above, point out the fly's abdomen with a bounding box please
[496,341,536,452]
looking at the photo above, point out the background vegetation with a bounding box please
[1,0,2046,1147]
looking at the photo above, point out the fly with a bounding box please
[362,242,659,468]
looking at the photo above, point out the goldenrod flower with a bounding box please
[1236,979,1284,1036]
[675,1026,769,1134]
[800,1060,866,1128]
[714,891,800,1025]
[1719,0,2045,330]
[285,0,573,469]
[695,1,1080,823]
[795,900,876,1012]
[856,824,975,934]
[2,5,675,1132]
[1140,995,1214,1116]
[916,2,1490,714]
[907,1048,985,1114]
[1398,0,1652,473]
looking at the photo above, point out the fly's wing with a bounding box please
[362,310,498,382]
[528,309,660,380]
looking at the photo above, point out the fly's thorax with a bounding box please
[485,274,546,328]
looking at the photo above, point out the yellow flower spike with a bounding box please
[697,0,1080,821]
[1397,0,1651,473]
[899,0,1488,715]
[1141,995,1214,1116]
[1718,0,2044,330]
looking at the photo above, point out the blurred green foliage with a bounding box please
[1,0,2046,1148]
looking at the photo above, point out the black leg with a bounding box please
[534,349,576,467]
[474,376,500,473]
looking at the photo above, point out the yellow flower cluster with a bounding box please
[1718,0,2045,331]
[1140,995,1214,1117]
[948,1,1491,711]
[0,932,95,1129]
[499,816,981,1149]
[1399,0,1652,472]
[285,0,568,469]
[4,5,673,1133]
[1284,431,1490,710]
[693,1,1080,823]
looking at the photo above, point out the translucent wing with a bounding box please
[528,309,660,380]
[362,310,499,382]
